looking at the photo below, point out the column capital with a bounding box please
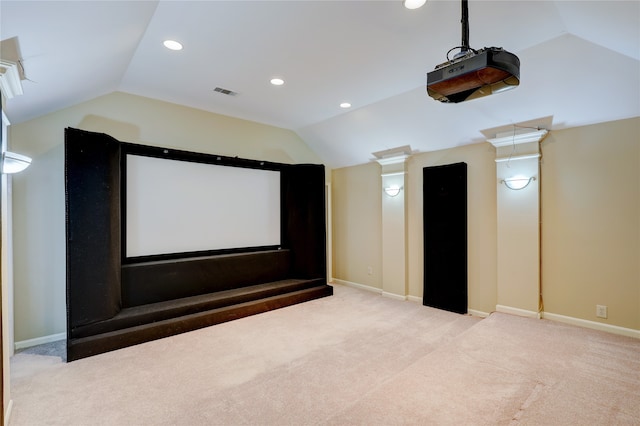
[375,154,410,166]
[372,146,412,175]
[487,129,548,148]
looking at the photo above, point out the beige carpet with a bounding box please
[9,284,640,425]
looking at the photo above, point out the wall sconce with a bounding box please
[384,184,403,197]
[501,176,535,190]
[1,151,32,174]
[403,0,427,9]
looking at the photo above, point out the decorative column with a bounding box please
[1,41,25,421]
[488,129,547,317]
[375,147,411,300]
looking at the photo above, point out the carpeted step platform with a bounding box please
[68,279,332,361]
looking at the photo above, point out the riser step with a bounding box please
[72,279,325,339]
[68,285,333,361]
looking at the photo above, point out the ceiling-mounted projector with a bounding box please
[427,47,520,103]
[426,0,520,103]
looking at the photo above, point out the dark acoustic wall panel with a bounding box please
[65,128,122,329]
[423,162,467,314]
[121,250,292,307]
[282,164,327,279]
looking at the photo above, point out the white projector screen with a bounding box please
[126,154,281,258]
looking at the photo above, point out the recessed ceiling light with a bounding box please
[270,77,285,86]
[340,102,352,109]
[163,40,183,51]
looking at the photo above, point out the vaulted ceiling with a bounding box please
[2,1,639,168]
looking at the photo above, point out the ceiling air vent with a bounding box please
[213,87,238,96]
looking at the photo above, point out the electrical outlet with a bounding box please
[367,266,373,275]
[596,305,608,319]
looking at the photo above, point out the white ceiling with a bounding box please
[2,1,639,168]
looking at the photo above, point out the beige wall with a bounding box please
[331,162,382,289]
[495,144,541,314]
[407,144,498,314]
[332,142,498,315]
[380,161,408,298]
[8,90,640,341]
[541,117,640,330]
[9,91,322,342]
[331,117,640,332]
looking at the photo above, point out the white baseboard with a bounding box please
[333,280,493,317]
[4,399,12,426]
[542,312,640,339]
[332,279,416,302]
[496,304,540,319]
[381,291,407,301]
[332,279,383,295]
[15,332,66,351]
[407,295,422,304]
[494,306,640,339]
[468,309,490,318]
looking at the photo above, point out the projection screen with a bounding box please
[125,154,281,258]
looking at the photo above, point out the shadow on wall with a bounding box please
[77,116,295,165]
[13,143,67,342]
[78,115,141,143]
[260,149,294,164]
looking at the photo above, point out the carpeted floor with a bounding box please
[9,284,640,425]
[15,339,66,362]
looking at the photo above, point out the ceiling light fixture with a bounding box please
[270,77,285,86]
[426,0,520,103]
[163,40,183,51]
[404,0,427,10]
[340,102,351,109]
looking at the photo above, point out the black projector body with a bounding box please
[427,47,520,103]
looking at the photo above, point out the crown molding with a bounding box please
[488,129,548,148]
[495,153,541,163]
[0,59,24,99]
[375,154,410,166]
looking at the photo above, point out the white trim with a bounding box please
[496,304,540,319]
[332,280,420,303]
[332,279,382,295]
[468,309,490,318]
[542,312,640,340]
[15,332,66,350]
[382,291,407,301]
[0,60,23,99]
[325,182,332,284]
[495,153,541,163]
[4,399,12,426]
[381,171,406,177]
[488,129,548,147]
[375,154,410,166]
[407,295,422,303]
